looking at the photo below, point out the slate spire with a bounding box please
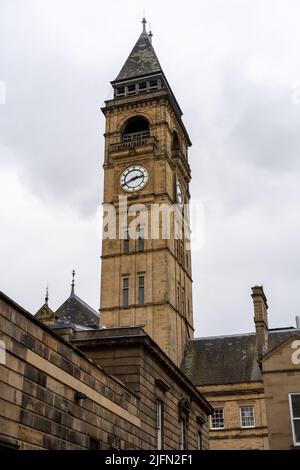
[114,17,163,82]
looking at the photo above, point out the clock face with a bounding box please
[176,181,184,207]
[120,165,149,192]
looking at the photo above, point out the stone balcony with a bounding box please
[109,135,156,156]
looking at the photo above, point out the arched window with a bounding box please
[172,131,181,151]
[123,117,150,142]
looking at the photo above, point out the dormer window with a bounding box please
[123,117,150,141]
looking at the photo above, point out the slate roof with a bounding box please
[114,30,162,82]
[55,288,99,329]
[181,328,300,386]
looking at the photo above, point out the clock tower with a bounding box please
[100,19,194,366]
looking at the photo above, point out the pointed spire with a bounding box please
[71,269,75,297]
[142,17,147,33]
[45,285,49,306]
[114,19,162,82]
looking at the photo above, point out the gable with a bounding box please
[262,334,300,372]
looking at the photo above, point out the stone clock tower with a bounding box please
[100,19,194,366]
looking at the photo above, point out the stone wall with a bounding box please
[71,327,211,450]
[0,293,144,450]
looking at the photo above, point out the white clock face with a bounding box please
[176,182,184,207]
[120,165,149,192]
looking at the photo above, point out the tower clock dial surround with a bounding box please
[120,165,149,192]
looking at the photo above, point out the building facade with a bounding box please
[182,286,300,450]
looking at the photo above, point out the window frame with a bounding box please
[138,275,145,305]
[122,277,129,307]
[240,406,255,429]
[197,430,202,450]
[289,393,300,446]
[156,400,163,450]
[138,228,145,252]
[179,417,187,450]
[123,230,129,254]
[210,408,224,430]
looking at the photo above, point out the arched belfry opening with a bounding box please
[172,131,181,151]
[123,116,150,142]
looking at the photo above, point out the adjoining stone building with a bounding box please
[182,286,300,450]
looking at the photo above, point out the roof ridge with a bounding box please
[72,294,99,317]
[191,332,255,341]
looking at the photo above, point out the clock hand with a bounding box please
[124,174,143,185]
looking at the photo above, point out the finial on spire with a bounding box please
[149,24,153,43]
[45,285,49,306]
[71,269,75,296]
[142,16,147,33]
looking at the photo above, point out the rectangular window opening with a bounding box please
[180,417,187,450]
[197,430,202,450]
[139,82,147,91]
[289,393,300,446]
[240,406,255,428]
[138,276,145,305]
[123,278,129,307]
[211,408,224,429]
[138,228,145,252]
[157,400,163,450]
[116,87,125,97]
[124,231,129,254]
[127,84,136,95]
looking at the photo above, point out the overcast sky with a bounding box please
[1,0,300,337]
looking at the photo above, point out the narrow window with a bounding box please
[180,418,186,450]
[182,287,185,314]
[156,400,163,450]
[138,276,145,305]
[211,408,224,429]
[177,284,181,311]
[124,230,129,254]
[123,278,129,307]
[240,406,255,428]
[197,430,202,450]
[138,228,145,252]
[289,393,300,446]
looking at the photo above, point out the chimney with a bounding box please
[251,286,269,358]
[296,316,300,329]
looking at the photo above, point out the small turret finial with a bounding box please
[71,269,75,296]
[142,16,147,33]
[149,24,153,43]
[45,285,49,306]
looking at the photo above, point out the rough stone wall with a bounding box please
[0,294,145,450]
